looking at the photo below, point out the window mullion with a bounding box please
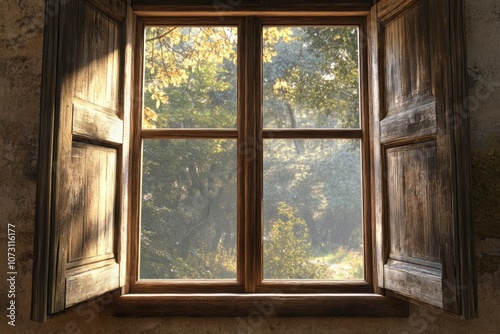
[242,16,262,293]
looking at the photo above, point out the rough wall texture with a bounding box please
[0,0,499,333]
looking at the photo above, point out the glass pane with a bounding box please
[263,139,363,280]
[140,139,237,279]
[143,26,237,129]
[263,27,360,129]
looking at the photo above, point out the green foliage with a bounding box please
[315,246,364,280]
[139,25,364,280]
[170,243,237,279]
[264,203,330,279]
[263,27,360,129]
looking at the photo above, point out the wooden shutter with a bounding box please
[368,0,477,318]
[32,0,132,322]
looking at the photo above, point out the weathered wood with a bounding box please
[371,0,476,318]
[377,0,446,306]
[384,260,443,308]
[258,16,364,25]
[69,146,86,262]
[72,103,124,144]
[256,281,373,294]
[31,0,60,322]
[75,1,121,111]
[127,16,144,291]
[132,0,372,15]
[262,129,363,139]
[359,16,374,288]
[449,0,477,319]
[66,254,115,270]
[382,1,432,117]
[67,144,117,263]
[367,4,385,294]
[141,128,238,139]
[130,281,245,294]
[89,0,127,22]
[66,263,120,307]
[379,99,436,144]
[236,17,246,287]
[386,142,440,263]
[376,0,421,22]
[243,16,260,292]
[51,0,79,313]
[113,293,409,317]
[32,0,129,320]
[120,4,135,293]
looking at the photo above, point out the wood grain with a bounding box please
[367,4,385,294]
[33,0,129,319]
[372,0,476,318]
[33,0,476,320]
[379,99,437,145]
[67,143,117,261]
[31,0,60,322]
[132,0,372,15]
[384,259,443,308]
[66,263,120,307]
[72,103,124,145]
[262,129,363,139]
[131,15,371,296]
[113,293,409,317]
[386,142,440,264]
[449,0,477,319]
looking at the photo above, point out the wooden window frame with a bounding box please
[117,11,406,317]
[130,15,373,294]
[31,0,477,321]
[130,16,372,294]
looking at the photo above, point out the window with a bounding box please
[133,18,369,293]
[32,0,477,322]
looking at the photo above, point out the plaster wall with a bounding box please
[0,0,499,332]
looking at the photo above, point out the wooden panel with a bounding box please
[406,1,431,100]
[377,0,421,22]
[31,0,60,322]
[449,0,478,319]
[132,0,372,14]
[114,293,408,317]
[68,142,117,262]
[382,1,432,117]
[72,103,124,145]
[386,142,440,264]
[368,0,476,319]
[89,0,127,21]
[66,263,120,307]
[384,259,443,308]
[69,147,86,261]
[32,0,129,321]
[75,1,120,112]
[51,0,80,313]
[368,4,385,293]
[380,99,436,144]
[383,14,409,115]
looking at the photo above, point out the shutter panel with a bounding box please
[369,0,477,318]
[32,0,132,321]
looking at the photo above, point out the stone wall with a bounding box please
[0,0,498,332]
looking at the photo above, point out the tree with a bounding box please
[139,25,364,280]
[264,203,330,279]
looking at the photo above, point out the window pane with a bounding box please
[263,27,360,129]
[263,139,363,280]
[143,27,238,129]
[140,139,237,279]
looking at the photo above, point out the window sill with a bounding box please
[110,293,409,317]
